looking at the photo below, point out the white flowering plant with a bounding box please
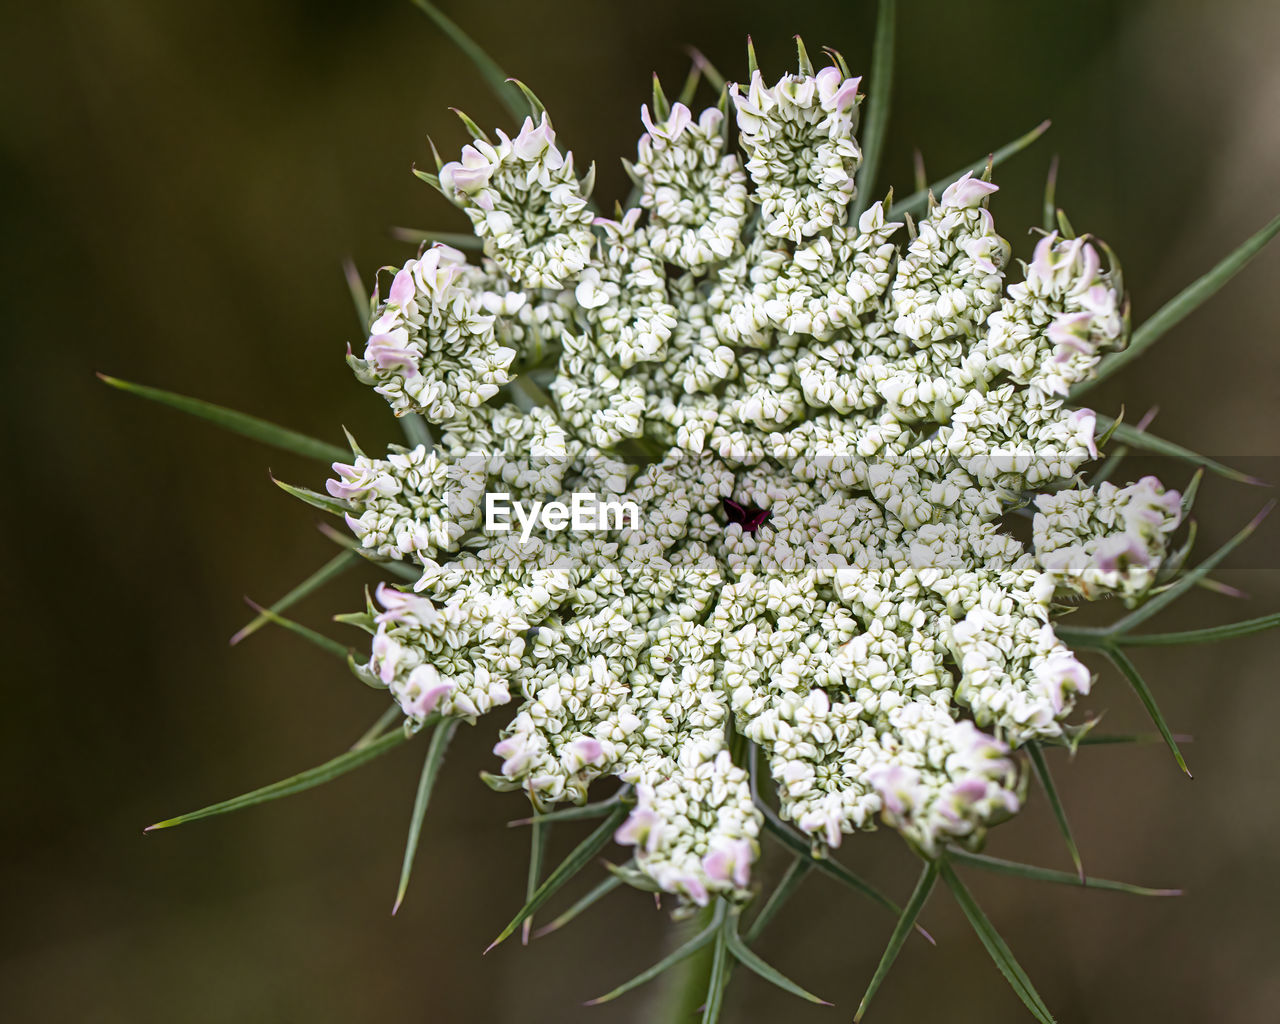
[103,1,1280,1019]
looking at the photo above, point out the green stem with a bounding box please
[660,903,721,1021]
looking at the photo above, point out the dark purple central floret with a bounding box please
[722,496,771,534]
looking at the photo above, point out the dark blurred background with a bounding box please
[3,1,1278,1021]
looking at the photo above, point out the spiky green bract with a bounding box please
[701,904,733,1024]
[315,523,421,583]
[271,475,348,517]
[947,850,1181,896]
[144,728,411,832]
[533,874,623,938]
[584,906,722,1006]
[506,788,628,828]
[351,704,404,751]
[393,719,458,914]
[97,374,349,463]
[1116,612,1280,647]
[1042,154,1059,233]
[1110,502,1275,633]
[1094,416,1262,485]
[1105,646,1192,777]
[408,0,525,122]
[1026,742,1084,880]
[938,859,1057,1023]
[1076,213,1280,395]
[853,0,896,218]
[390,227,483,249]
[243,599,350,660]
[749,745,918,929]
[890,120,1050,218]
[725,924,831,1005]
[855,860,938,1021]
[486,805,629,952]
[522,819,552,943]
[744,857,812,943]
[231,550,360,645]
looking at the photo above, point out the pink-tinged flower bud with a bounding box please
[388,268,415,308]
[440,144,494,194]
[1048,311,1098,357]
[1093,533,1151,574]
[564,737,605,771]
[940,172,999,209]
[1066,408,1099,458]
[406,664,454,717]
[675,871,710,906]
[1029,232,1060,280]
[325,463,369,500]
[374,582,439,627]
[615,805,662,854]
[815,66,860,112]
[701,837,754,888]
[868,763,919,816]
[366,329,419,377]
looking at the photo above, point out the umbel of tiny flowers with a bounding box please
[105,2,1280,1021]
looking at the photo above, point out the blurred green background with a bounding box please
[3,0,1278,1021]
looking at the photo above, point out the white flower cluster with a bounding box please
[731,67,862,241]
[983,231,1126,397]
[364,582,525,724]
[440,113,596,290]
[632,103,749,271]
[337,55,1185,905]
[347,246,516,420]
[327,444,485,563]
[1034,476,1183,604]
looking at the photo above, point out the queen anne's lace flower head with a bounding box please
[335,49,1189,908]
